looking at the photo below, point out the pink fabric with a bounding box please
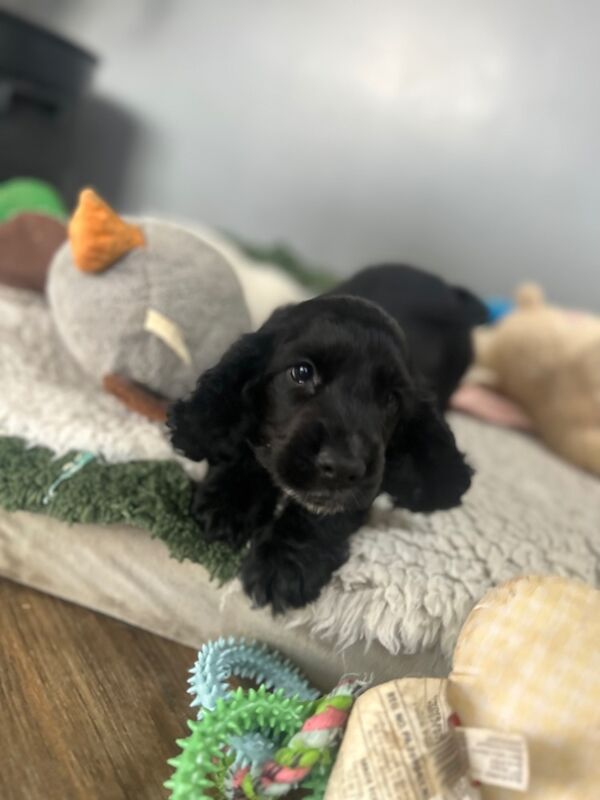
[302,706,348,731]
[264,765,310,784]
[450,383,533,431]
[232,767,250,787]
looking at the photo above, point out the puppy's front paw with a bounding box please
[240,542,319,614]
[191,487,250,548]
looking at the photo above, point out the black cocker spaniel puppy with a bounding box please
[168,265,480,613]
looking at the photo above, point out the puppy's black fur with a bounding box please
[169,265,477,612]
[328,264,489,407]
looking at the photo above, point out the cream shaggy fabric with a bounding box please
[2,281,600,661]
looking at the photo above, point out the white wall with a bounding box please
[5,0,600,307]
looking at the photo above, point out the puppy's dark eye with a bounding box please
[385,389,402,409]
[289,362,315,385]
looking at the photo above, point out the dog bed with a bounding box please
[1,284,600,683]
[0,509,441,687]
[2,406,599,684]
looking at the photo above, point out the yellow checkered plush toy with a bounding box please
[327,576,600,799]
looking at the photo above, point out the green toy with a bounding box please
[0,178,67,222]
[166,638,370,800]
[167,686,313,800]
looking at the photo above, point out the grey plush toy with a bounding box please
[47,189,252,419]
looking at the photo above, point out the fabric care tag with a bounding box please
[325,678,481,800]
[457,727,529,792]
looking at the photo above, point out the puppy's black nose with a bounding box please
[316,447,366,485]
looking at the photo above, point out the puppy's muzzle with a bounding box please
[315,446,366,489]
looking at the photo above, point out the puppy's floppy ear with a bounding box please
[382,387,473,512]
[167,330,271,463]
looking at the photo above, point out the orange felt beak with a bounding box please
[68,188,145,273]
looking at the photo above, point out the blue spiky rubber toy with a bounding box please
[165,637,369,800]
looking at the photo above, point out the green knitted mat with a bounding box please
[0,437,241,582]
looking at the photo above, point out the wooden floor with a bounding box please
[0,578,196,799]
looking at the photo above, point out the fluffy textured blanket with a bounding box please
[2,284,600,660]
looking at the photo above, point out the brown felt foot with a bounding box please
[103,373,170,422]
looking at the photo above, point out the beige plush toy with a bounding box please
[473,284,600,476]
[327,576,600,800]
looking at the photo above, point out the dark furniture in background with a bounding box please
[0,9,97,205]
